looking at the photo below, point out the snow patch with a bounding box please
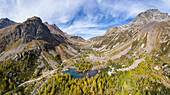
[154,66,160,70]
[138,37,140,41]
[162,65,167,69]
[141,43,145,48]
[108,66,115,76]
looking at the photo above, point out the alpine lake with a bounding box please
[61,68,99,79]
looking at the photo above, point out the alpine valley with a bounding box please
[0,9,169,95]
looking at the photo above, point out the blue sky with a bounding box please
[0,0,170,39]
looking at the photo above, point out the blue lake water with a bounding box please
[61,68,98,79]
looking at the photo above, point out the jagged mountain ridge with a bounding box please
[0,18,15,29]
[0,9,169,70]
[0,9,169,68]
[88,9,170,61]
[44,22,86,45]
[0,16,85,70]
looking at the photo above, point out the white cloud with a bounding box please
[0,0,169,39]
[0,0,85,22]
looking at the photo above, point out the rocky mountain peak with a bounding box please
[44,22,64,35]
[0,18,15,29]
[26,16,42,22]
[50,24,59,30]
[132,9,169,25]
[44,22,48,24]
[20,16,51,43]
[0,18,10,21]
[69,35,85,42]
[23,16,44,26]
[121,9,169,30]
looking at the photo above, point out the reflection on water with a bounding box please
[61,68,98,79]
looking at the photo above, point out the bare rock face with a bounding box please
[44,22,67,42]
[0,18,15,29]
[69,35,85,42]
[122,9,170,29]
[0,16,82,62]
[21,16,52,43]
[45,22,65,36]
[88,9,170,59]
[133,9,169,24]
[0,16,53,44]
[104,26,119,35]
[45,22,86,45]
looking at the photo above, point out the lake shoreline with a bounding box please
[61,65,99,73]
[61,68,99,79]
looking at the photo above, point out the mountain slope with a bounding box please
[0,9,169,94]
[84,9,170,90]
[0,16,84,94]
[88,9,170,61]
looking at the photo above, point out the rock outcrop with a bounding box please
[0,18,15,29]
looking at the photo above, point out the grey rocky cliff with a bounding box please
[21,17,51,43]
[122,9,170,29]
[0,18,15,29]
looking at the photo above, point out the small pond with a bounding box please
[61,68,98,79]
